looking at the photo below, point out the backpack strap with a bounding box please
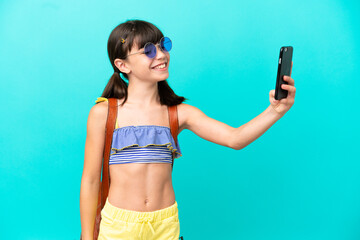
[92,97,117,240]
[168,104,179,171]
[102,97,117,204]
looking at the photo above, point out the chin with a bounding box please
[157,78,168,82]
[157,74,169,81]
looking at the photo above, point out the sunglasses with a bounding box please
[126,36,172,59]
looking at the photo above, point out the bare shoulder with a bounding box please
[176,102,198,115]
[91,101,108,115]
[176,103,204,131]
[88,101,108,130]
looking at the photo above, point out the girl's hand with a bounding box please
[269,61,296,115]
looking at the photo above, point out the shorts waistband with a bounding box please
[102,197,178,223]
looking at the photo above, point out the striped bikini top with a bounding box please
[95,97,182,165]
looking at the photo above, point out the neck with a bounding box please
[126,79,161,108]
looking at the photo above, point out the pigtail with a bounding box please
[95,71,128,106]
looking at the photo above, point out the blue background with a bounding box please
[1,0,359,239]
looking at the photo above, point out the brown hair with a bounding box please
[97,19,188,106]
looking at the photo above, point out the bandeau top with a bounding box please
[95,97,182,165]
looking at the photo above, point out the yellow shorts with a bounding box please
[98,197,181,240]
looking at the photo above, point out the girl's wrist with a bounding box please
[269,104,286,117]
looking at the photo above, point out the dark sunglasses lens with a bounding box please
[144,43,156,58]
[161,37,172,52]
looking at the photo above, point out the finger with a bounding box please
[290,61,293,76]
[281,83,295,90]
[283,76,294,86]
[281,84,296,96]
[280,98,288,104]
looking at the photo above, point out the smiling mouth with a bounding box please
[152,62,168,69]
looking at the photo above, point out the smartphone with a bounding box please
[275,46,293,100]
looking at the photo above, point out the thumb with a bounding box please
[270,90,279,104]
[269,90,275,97]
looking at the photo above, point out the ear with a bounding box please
[114,59,130,74]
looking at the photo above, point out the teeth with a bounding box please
[154,63,166,69]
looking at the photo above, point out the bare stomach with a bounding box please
[107,163,175,212]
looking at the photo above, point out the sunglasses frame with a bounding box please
[125,36,172,59]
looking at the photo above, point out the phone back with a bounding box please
[275,46,293,100]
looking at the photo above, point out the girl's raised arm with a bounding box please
[181,63,295,150]
[181,102,286,151]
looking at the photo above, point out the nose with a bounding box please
[154,44,168,59]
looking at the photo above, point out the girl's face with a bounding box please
[118,40,170,83]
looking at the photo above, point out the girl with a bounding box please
[80,19,296,240]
